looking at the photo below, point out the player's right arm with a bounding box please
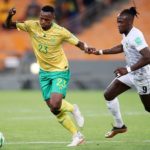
[91,44,124,55]
[6,8,30,32]
[5,8,17,29]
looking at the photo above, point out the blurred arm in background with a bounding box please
[0,0,13,29]
[5,7,17,29]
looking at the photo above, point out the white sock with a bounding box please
[106,97,124,128]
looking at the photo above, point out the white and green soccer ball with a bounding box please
[0,132,5,148]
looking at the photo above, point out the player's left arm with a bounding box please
[115,32,150,77]
[130,47,150,70]
[75,41,87,51]
[63,28,95,52]
[114,47,150,76]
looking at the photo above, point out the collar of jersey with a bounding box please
[39,22,54,32]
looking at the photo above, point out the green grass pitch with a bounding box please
[0,90,150,150]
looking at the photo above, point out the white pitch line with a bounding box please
[9,111,148,120]
[5,141,68,145]
[5,140,150,145]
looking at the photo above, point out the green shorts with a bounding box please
[39,69,70,101]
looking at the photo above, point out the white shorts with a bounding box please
[117,73,150,95]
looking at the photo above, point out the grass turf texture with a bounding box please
[0,90,150,150]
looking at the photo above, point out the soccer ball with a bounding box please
[0,132,5,147]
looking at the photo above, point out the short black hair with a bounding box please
[120,7,139,18]
[41,5,55,13]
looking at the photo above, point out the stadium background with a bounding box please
[0,1,150,150]
[0,0,149,90]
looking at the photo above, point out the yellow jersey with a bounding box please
[16,20,79,71]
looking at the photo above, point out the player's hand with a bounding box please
[9,8,16,16]
[85,49,103,55]
[114,67,128,77]
[92,50,100,55]
[85,47,96,54]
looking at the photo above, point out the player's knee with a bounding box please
[49,97,62,115]
[145,106,150,113]
[104,90,114,100]
[50,104,61,115]
[51,107,60,115]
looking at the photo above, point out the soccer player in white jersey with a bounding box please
[87,7,150,138]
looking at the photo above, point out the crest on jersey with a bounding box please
[135,37,142,45]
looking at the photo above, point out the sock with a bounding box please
[106,97,124,128]
[57,111,77,135]
[60,100,74,113]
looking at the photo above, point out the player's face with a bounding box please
[39,11,54,30]
[117,15,129,34]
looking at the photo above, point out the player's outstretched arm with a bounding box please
[76,41,88,51]
[76,41,96,53]
[5,8,17,29]
[92,44,124,55]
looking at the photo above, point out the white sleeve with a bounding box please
[133,32,148,51]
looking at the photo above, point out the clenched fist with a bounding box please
[9,8,16,16]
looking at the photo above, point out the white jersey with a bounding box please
[121,27,150,76]
[119,27,150,95]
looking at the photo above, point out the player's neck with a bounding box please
[124,26,133,36]
[42,23,53,31]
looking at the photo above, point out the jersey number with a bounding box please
[56,78,67,90]
[38,44,48,54]
[142,86,147,93]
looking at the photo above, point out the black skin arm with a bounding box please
[76,41,95,52]
[86,43,150,76]
[101,44,123,54]
[5,8,17,29]
[87,44,124,55]
[131,47,150,71]
[114,47,150,76]
[76,41,87,51]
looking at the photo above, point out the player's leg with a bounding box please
[46,93,78,135]
[39,69,76,114]
[104,75,131,138]
[46,93,84,147]
[60,100,84,128]
[139,94,150,112]
[134,75,150,113]
[50,70,84,127]
[39,69,84,146]
[50,72,84,146]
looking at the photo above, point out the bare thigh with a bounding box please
[46,93,63,112]
[139,94,150,112]
[104,78,131,100]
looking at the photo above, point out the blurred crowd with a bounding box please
[0,0,118,33]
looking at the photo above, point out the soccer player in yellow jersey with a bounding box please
[5,5,92,147]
